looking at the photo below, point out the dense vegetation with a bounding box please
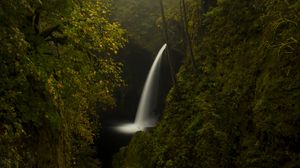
[113,0,300,167]
[1,0,299,167]
[0,0,125,167]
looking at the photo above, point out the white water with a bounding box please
[115,44,167,134]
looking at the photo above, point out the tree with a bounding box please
[180,0,196,71]
[160,0,176,85]
[0,0,126,167]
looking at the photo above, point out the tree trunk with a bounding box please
[180,0,196,71]
[159,0,176,85]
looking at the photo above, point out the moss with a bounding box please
[113,0,300,167]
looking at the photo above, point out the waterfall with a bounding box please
[135,43,167,127]
[115,44,167,133]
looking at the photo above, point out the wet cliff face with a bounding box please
[113,0,300,167]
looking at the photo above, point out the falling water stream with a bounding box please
[115,44,167,133]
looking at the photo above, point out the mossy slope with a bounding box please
[113,1,300,167]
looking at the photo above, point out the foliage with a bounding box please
[113,0,300,167]
[0,0,126,167]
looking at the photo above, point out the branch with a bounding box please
[41,25,61,38]
[46,36,68,45]
[33,7,42,34]
[181,0,196,71]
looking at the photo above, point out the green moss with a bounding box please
[113,0,300,167]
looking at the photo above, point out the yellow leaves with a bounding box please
[83,26,93,34]
[39,0,125,153]
[62,0,126,54]
[78,124,94,143]
[47,76,55,95]
[67,108,95,144]
[57,82,63,89]
[47,75,64,107]
[89,9,98,16]
[47,77,52,85]
[0,0,125,166]
[1,26,29,55]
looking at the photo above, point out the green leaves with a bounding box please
[64,0,126,54]
[1,0,126,167]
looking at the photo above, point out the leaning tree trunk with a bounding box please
[159,0,176,85]
[180,0,196,71]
